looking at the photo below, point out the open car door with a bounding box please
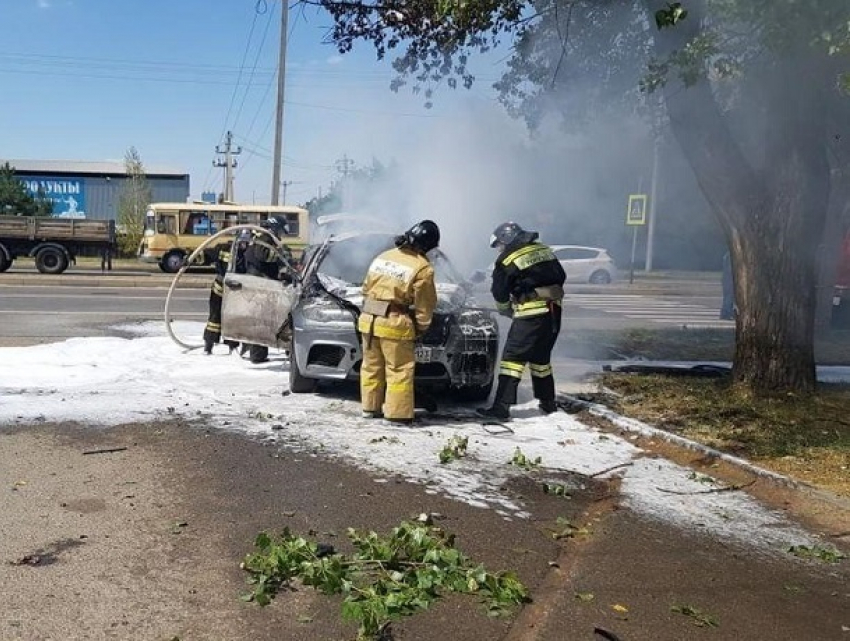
[220,237,301,349]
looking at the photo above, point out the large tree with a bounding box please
[303,0,850,395]
[0,163,53,217]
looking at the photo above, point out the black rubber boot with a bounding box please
[203,341,213,355]
[538,399,558,414]
[476,404,510,421]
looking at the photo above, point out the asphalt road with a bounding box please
[0,274,730,345]
[2,272,849,641]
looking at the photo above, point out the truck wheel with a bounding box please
[161,251,185,274]
[35,247,69,274]
[0,246,11,273]
[289,338,317,393]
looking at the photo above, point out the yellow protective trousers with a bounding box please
[360,335,415,420]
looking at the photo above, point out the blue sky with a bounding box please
[0,0,505,205]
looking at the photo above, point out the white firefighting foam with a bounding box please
[0,320,834,554]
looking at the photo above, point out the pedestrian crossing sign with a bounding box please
[627,194,648,226]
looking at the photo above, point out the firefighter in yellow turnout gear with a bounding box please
[477,221,566,421]
[358,221,440,424]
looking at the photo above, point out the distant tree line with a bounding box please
[0,162,54,217]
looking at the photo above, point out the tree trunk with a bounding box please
[646,0,831,394]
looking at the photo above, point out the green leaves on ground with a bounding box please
[671,603,719,627]
[546,517,590,541]
[787,545,846,564]
[510,447,541,470]
[542,483,571,497]
[241,520,530,640]
[439,435,469,464]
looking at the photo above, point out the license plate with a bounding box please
[415,346,433,362]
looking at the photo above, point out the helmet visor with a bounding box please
[489,233,499,248]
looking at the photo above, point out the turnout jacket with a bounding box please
[244,237,293,281]
[357,246,438,341]
[491,240,566,318]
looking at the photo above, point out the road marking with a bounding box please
[567,294,730,327]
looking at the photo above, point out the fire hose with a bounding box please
[163,224,290,351]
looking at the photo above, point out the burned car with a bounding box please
[220,231,499,400]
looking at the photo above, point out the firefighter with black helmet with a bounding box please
[201,230,250,355]
[477,221,566,421]
[358,220,439,424]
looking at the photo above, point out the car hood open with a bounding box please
[315,274,472,314]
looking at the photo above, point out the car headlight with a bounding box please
[300,300,356,324]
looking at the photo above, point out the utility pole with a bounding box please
[335,154,354,179]
[271,0,289,205]
[281,180,293,204]
[645,137,660,272]
[213,130,241,202]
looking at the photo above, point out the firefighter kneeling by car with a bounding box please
[477,221,566,422]
[358,220,440,425]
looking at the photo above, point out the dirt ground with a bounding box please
[2,419,849,641]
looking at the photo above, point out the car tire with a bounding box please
[160,251,185,274]
[289,338,317,393]
[589,269,611,284]
[35,246,69,274]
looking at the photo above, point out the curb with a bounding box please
[558,393,850,512]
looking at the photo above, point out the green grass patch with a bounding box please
[560,327,850,365]
[601,373,850,497]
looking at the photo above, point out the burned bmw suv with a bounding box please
[289,231,499,398]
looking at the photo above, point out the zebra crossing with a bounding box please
[568,293,734,328]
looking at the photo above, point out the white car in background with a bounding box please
[551,245,616,284]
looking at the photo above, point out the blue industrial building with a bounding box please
[4,159,190,221]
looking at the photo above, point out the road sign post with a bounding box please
[626,194,648,284]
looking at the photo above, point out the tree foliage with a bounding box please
[242,518,529,640]
[116,147,152,257]
[0,163,53,217]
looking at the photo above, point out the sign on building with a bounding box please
[626,194,647,226]
[22,176,87,218]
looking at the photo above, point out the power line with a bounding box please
[217,2,263,146]
[231,1,277,137]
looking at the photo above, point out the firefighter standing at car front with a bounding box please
[477,222,566,421]
[358,221,440,425]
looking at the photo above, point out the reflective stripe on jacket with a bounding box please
[357,246,437,341]
[491,241,566,319]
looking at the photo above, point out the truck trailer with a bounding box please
[0,215,116,274]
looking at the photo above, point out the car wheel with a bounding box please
[289,338,317,393]
[35,247,69,274]
[589,269,611,284]
[160,251,185,274]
